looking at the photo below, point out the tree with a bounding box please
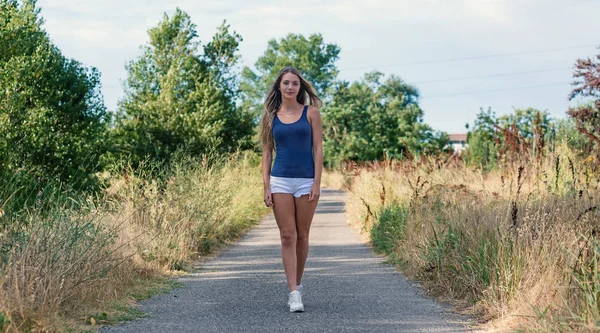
[111,10,254,165]
[321,72,448,165]
[497,108,551,142]
[554,117,589,154]
[464,107,552,168]
[240,33,340,117]
[0,0,107,187]
[567,46,600,160]
[497,107,551,160]
[463,107,499,169]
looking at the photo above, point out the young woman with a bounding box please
[259,66,324,312]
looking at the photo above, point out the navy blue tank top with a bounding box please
[271,105,315,178]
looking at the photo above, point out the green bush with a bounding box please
[371,202,408,255]
[0,1,108,188]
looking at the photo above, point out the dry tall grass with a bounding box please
[0,151,267,332]
[333,145,600,332]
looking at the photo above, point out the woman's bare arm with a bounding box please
[308,106,323,188]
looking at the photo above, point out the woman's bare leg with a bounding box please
[272,193,298,291]
[294,194,319,285]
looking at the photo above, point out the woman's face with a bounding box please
[279,73,300,101]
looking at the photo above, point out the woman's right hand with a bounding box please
[264,188,273,207]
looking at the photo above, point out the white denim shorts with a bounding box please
[270,176,314,198]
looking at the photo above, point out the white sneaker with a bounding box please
[288,290,304,312]
[287,286,303,307]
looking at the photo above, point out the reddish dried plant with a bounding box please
[567,47,600,159]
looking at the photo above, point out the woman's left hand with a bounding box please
[308,184,320,201]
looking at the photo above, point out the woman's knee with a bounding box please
[297,232,309,243]
[280,230,297,247]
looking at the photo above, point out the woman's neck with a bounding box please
[280,99,301,111]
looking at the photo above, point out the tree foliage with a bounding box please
[497,107,551,142]
[554,117,589,153]
[464,107,552,169]
[0,0,107,186]
[240,33,340,117]
[321,72,448,165]
[111,10,254,165]
[463,107,499,169]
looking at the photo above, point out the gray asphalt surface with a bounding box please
[102,189,475,333]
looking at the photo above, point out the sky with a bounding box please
[36,0,600,134]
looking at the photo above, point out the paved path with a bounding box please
[102,189,475,333]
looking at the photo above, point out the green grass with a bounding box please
[100,306,146,325]
[371,202,408,255]
[129,278,183,301]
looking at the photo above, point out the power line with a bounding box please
[421,82,569,99]
[340,44,598,71]
[412,67,572,84]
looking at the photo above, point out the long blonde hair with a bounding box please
[259,66,322,151]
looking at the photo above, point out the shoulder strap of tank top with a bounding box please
[302,105,308,119]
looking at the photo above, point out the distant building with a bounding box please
[448,134,468,154]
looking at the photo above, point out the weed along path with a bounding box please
[102,189,474,333]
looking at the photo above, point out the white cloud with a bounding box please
[43,18,147,50]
